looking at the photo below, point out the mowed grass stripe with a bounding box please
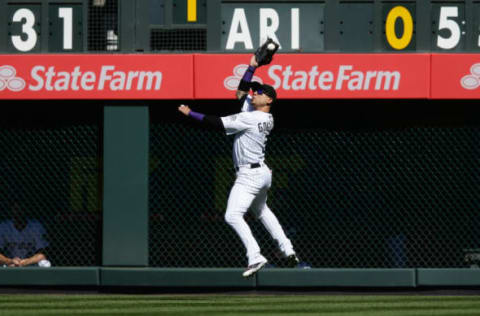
[2,295,480,306]
[1,295,480,302]
[0,295,479,316]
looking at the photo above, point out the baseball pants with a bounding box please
[224,164,295,266]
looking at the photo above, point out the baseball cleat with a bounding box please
[286,254,300,268]
[242,259,268,277]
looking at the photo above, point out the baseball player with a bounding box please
[178,53,299,277]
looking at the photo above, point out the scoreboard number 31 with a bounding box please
[9,4,81,52]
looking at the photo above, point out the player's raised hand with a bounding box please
[250,55,258,68]
[178,104,191,116]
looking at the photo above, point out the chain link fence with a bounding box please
[87,0,207,52]
[149,103,480,269]
[2,101,476,269]
[88,0,119,51]
[0,105,101,266]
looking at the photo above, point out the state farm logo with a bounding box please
[224,64,263,90]
[224,64,401,92]
[460,63,480,90]
[267,65,401,91]
[1,65,162,92]
[0,65,26,92]
[29,66,162,91]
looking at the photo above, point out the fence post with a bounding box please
[103,106,149,266]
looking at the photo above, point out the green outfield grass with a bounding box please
[0,294,479,316]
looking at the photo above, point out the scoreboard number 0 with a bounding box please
[385,6,413,50]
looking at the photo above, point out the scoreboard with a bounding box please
[1,0,480,100]
[221,1,480,52]
[2,0,85,53]
[1,0,480,53]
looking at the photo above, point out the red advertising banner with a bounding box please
[0,54,193,99]
[431,54,480,99]
[0,53,436,100]
[194,54,430,99]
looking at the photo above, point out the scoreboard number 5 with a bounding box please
[436,7,461,50]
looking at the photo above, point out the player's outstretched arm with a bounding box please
[178,104,224,130]
[236,55,259,100]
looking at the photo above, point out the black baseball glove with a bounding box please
[254,38,279,66]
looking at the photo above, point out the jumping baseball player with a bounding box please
[178,43,299,277]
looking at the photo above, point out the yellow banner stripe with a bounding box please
[187,0,197,22]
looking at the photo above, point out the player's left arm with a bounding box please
[236,56,259,100]
[178,104,224,130]
[178,105,250,135]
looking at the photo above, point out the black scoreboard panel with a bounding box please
[2,0,86,53]
[474,2,480,51]
[220,2,325,51]
[2,0,480,53]
[431,2,466,51]
[7,4,42,52]
[338,2,374,51]
[382,2,416,51]
[172,0,206,24]
[48,4,83,52]
[218,0,480,52]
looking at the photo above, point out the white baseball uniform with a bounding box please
[0,219,48,259]
[221,95,295,266]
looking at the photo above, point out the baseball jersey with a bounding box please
[221,95,274,167]
[0,220,48,258]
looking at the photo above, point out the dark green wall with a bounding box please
[103,106,149,266]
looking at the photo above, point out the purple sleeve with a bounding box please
[238,66,257,91]
[242,65,256,82]
[188,111,205,121]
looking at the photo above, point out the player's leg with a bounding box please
[224,182,267,266]
[251,188,296,258]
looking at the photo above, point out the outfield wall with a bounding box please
[1,100,480,288]
[2,267,480,288]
